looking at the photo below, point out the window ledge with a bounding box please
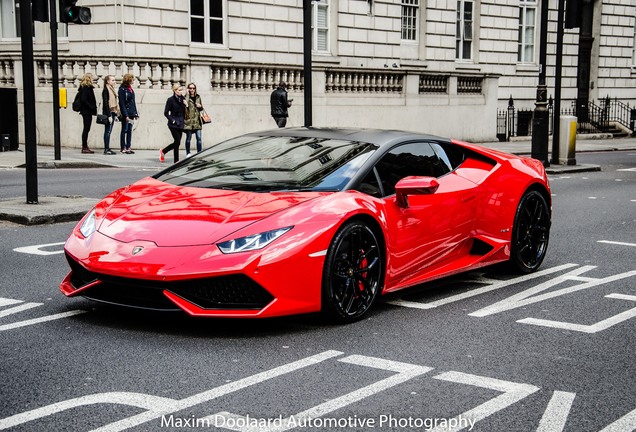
[516,63,539,73]
[189,44,233,60]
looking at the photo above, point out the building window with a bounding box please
[190,0,224,44]
[632,13,636,66]
[518,0,537,63]
[313,0,328,51]
[0,0,19,38]
[456,0,473,60]
[401,0,419,41]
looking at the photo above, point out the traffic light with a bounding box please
[59,0,91,24]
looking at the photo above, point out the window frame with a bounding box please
[0,0,19,39]
[455,0,474,61]
[190,0,226,46]
[401,0,419,42]
[312,0,329,52]
[517,0,537,63]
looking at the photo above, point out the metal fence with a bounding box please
[497,96,636,141]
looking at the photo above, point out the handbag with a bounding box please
[200,110,212,124]
[96,114,109,125]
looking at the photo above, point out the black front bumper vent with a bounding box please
[66,254,274,311]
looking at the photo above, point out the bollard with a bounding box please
[558,115,577,165]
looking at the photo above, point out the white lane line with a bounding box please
[430,371,539,432]
[0,351,343,431]
[0,310,87,332]
[387,264,579,310]
[0,393,177,430]
[0,298,24,307]
[208,355,433,432]
[518,293,636,334]
[536,391,576,432]
[89,350,344,432]
[469,268,636,318]
[13,242,65,255]
[599,407,636,432]
[0,303,42,318]
[597,240,636,248]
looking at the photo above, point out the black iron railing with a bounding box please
[497,96,635,141]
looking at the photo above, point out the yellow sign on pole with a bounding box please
[59,88,67,108]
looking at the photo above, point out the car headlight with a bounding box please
[79,209,96,238]
[217,227,292,254]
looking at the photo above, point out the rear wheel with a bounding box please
[509,190,550,273]
[321,221,383,323]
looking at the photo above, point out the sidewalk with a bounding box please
[1,135,635,225]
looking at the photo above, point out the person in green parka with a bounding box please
[183,83,205,157]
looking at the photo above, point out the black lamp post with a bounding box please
[531,0,550,166]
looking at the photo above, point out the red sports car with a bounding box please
[60,128,551,323]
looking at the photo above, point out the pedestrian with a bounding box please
[183,82,204,157]
[270,81,293,128]
[101,75,119,155]
[160,84,187,163]
[118,73,139,154]
[78,73,97,153]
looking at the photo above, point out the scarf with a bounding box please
[107,83,120,115]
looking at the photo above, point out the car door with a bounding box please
[373,141,478,288]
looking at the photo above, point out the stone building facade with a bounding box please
[0,0,634,150]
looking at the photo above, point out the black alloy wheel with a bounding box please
[509,190,550,273]
[322,221,383,323]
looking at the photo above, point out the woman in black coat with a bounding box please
[160,84,186,163]
[78,73,97,153]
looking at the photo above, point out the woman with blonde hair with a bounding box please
[118,73,139,154]
[160,83,187,163]
[101,75,119,155]
[77,73,97,153]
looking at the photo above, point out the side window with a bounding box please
[431,142,465,172]
[358,167,382,198]
[375,143,446,197]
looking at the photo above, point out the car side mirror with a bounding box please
[395,176,439,208]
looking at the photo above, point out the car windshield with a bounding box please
[155,135,377,192]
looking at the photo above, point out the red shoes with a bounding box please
[159,149,165,162]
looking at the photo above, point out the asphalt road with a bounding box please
[0,151,634,432]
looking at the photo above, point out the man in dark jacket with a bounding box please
[270,81,293,128]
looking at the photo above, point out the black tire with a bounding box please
[509,190,550,273]
[321,221,383,323]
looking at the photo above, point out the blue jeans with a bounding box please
[103,113,116,150]
[120,119,133,150]
[185,129,202,154]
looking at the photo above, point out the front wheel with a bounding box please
[509,190,550,273]
[321,221,383,323]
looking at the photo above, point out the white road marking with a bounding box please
[617,167,636,172]
[13,242,65,255]
[599,407,636,431]
[0,298,87,332]
[0,310,87,332]
[597,240,636,248]
[536,391,576,432]
[430,371,539,432]
[0,302,42,318]
[469,267,636,318]
[90,350,343,432]
[0,351,343,431]
[387,264,578,310]
[0,298,24,307]
[208,355,433,432]
[518,293,636,333]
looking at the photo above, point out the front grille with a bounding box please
[65,253,274,311]
[168,275,274,310]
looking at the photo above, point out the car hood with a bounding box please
[97,177,321,247]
